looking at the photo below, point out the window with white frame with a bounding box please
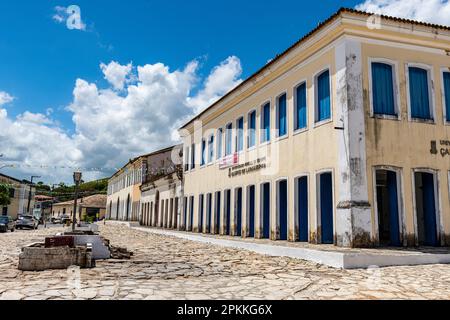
[276,93,287,137]
[408,65,433,121]
[225,123,233,156]
[217,128,223,159]
[208,135,214,163]
[294,82,307,130]
[261,102,271,143]
[442,70,450,123]
[248,110,256,148]
[315,69,331,123]
[201,138,206,166]
[236,117,244,152]
[371,61,397,117]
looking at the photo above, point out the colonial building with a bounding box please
[178,8,450,248]
[0,173,35,219]
[139,145,183,229]
[106,156,145,221]
[52,194,107,222]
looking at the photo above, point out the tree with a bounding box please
[0,184,11,207]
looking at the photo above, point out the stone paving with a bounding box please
[1,224,450,300]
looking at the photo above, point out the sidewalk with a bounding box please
[105,221,450,269]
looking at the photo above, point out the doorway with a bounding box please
[414,172,439,246]
[318,172,333,244]
[261,182,271,239]
[375,170,401,246]
[296,176,309,242]
[277,180,288,240]
[247,185,255,238]
[235,188,243,237]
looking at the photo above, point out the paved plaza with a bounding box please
[1,224,450,300]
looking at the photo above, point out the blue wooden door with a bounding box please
[225,190,231,235]
[207,194,212,233]
[215,192,221,234]
[387,171,401,246]
[262,183,270,239]
[279,180,288,240]
[189,196,194,232]
[320,173,334,244]
[249,186,255,238]
[298,177,309,242]
[199,195,204,233]
[235,189,242,237]
[422,173,438,246]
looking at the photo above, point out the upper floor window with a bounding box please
[217,128,223,159]
[225,123,233,156]
[201,139,206,166]
[208,135,214,163]
[261,102,271,143]
[371,62,397,116]
[295,82,307,130]
[190,143,196,170]
[9,188,15,198]
[184,146,190,172]
[248,110,256,148]
[236,117,244,152]
[277,94,287,137]
[315,69,331,123]
[408,66,433,121]
[443,71,450,123]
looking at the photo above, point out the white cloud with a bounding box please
[52,5,87,31]
[0,91,14,106]
[0,56,243,183]
[356,0,450,25]
[187,56,243,113]
[100,61,133,91]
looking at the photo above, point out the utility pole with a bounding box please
[27,175,41,215]
[72,172,82,232]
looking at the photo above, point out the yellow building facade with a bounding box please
[178,9,450,248]
[106,156,144,222]
[0,173,35,220]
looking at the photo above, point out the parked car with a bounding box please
[0,216,16,233]
[60,215,71,224]
[16,215,39,230]
[51,217,62,224]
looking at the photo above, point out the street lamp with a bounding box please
[72,172,82,232]
[27,175,41,215]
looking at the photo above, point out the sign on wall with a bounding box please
[219,153,239,170]
[430,140,450,157]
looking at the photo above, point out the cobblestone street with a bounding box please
[1,224,450,300]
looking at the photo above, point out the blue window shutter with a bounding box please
[262,103,271,142]
[225,124,232,155]
[217,129,223,158]
[208,136,214,163]
[444,72,450,122]
[201,140,206,166]
[317,70,331,122]
[249,111,256,147]
[191,144,196,169]
[296,83,307,130]
[409,67,431,120]
[372,63,396,116]
[237,118,244,151]
[278,94,287,136]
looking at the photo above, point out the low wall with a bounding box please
[18,245,94,271]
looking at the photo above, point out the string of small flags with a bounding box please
[0,163,120,172]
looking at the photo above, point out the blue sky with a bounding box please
[0,0,359,133]
[1,0,447,184]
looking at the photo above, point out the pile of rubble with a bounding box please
[102,237,133,260]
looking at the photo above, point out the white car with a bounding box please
[16,215,39,230]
